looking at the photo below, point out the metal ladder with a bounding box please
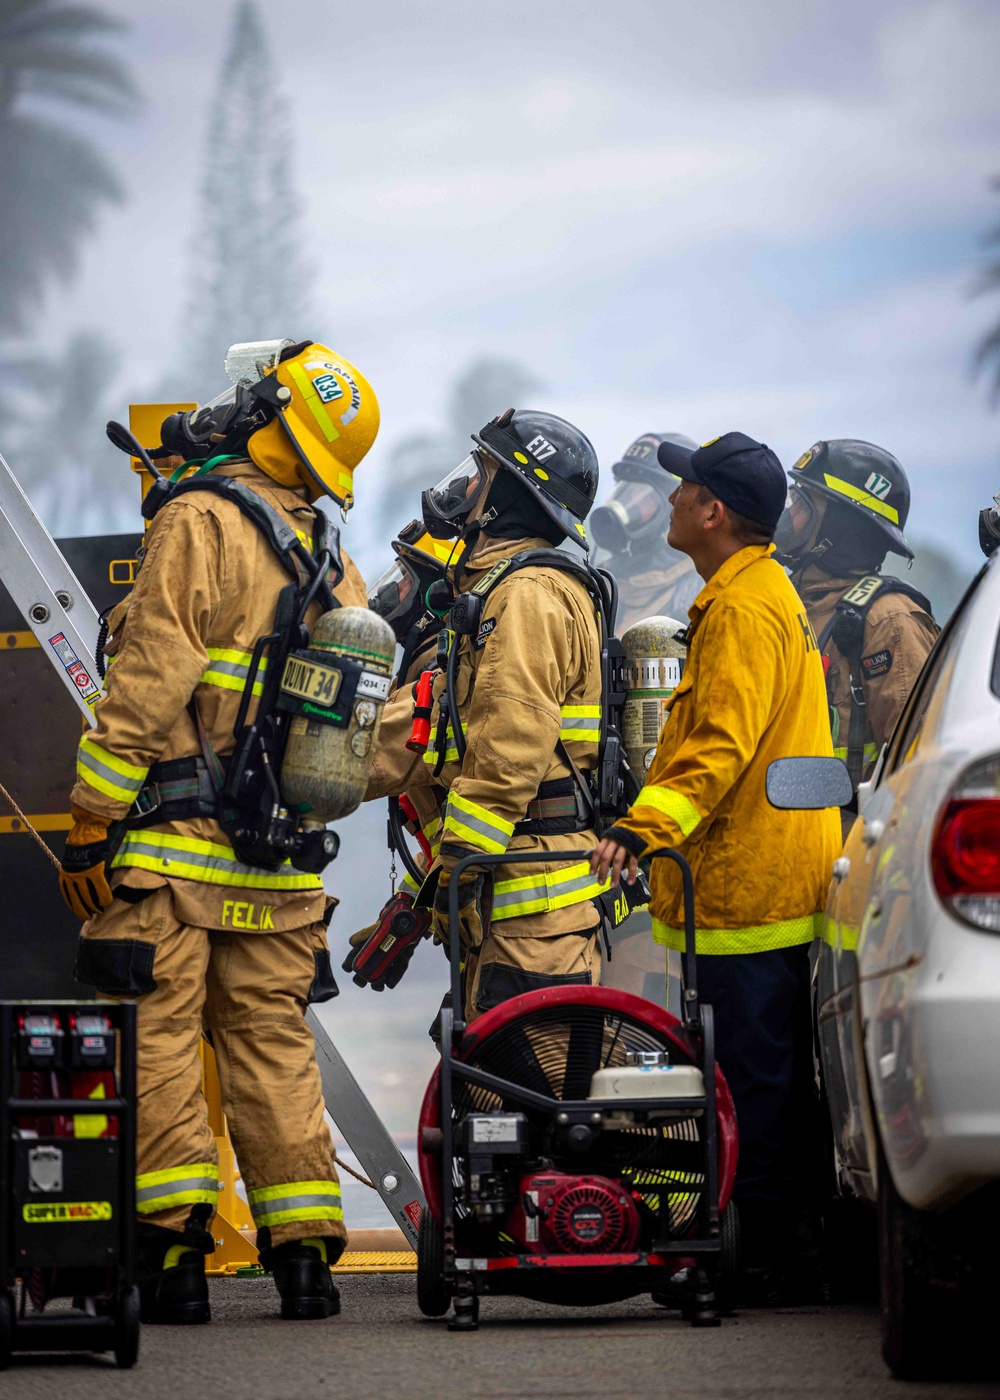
[0,447,425,1244]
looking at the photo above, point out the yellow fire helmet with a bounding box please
[159,339,379,509]
[368,519,458,642]
[246,341,379,508]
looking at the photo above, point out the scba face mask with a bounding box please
[773,485,823,560]
[160,340,293,461]
[590,467,672,557]
[420,452,491,539]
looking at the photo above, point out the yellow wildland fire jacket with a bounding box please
[367,533,610,938]
[70,458,365,928]
[608,544,842,954]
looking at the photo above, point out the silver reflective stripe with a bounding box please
[204,658,252,681]
[113,831,322,891]
[493,865,600,912]
[252,1193,340,1219]
[77,746,145,796]
[135,1174,218,1206]
[443,796,512,853]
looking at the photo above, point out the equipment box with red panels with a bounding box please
[0,1000,139,1368]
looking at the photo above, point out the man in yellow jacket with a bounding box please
[592,431,841,1303]
[58,340,376,1325]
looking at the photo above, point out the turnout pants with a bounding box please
[464,924,601,1023]
[695,945,822,1260]
[77,887,345,1252]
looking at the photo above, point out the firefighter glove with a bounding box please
[59,805,115,921]
[432,869,491,952]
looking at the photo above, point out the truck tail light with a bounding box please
[932,755,1000,931]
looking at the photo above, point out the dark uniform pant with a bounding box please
[696,944,822,1260]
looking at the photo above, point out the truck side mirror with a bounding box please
[765,757,852,810]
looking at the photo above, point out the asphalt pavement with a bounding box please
[2,1277,997,1400]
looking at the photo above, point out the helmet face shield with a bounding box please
[420,452,488,538]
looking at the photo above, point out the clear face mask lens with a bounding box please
[774,488,817,552]
[188,385,240,441]
[425,454,486,522]
[591,480,668,551]
[368,559,414,622]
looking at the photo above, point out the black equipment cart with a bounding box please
[0,999,139,1368]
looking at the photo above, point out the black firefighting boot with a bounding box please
[257,1230,342,1320]
[137,1204,214,1325]
[734,1200,787,1309]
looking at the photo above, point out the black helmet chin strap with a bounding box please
[779,535,834,574]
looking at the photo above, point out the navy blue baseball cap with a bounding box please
[657,431,786,530]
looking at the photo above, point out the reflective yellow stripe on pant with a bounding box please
[492,860,610,921]
[248,1179,343,1228]
[136,1162,219,1216]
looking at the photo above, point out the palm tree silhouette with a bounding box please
[0,0,139,334]
[975,178,1000,407]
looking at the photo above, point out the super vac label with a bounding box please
[23,1200,113,1223]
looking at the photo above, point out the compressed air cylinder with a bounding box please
[621,615,687,778]
[280,606,396,824]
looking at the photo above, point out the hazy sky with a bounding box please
[31,0,1000,576]
[21,0,1000,1224]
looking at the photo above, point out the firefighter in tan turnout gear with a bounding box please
[774,440,938,832]
[57,340,377,1325]
[590,432,701,631]
[365,409,611,1022]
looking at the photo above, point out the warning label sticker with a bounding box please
[47,631,101,709]
[23,1200,113,1224]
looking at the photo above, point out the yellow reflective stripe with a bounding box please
[248,1179,343,1227]
[632,784,701,839]
[832,743,877,765]
[492,860,610,921]
[821,918,859,951]
[422,722,468,767]
[199,648,267,698]
[77,735,149,804]
[560,704,601,742]
[136,1162,219,1214]
[287,361,340,443]
[651,913,821,954]
[400,868,421,896]
[822,473,899,524]
[112,830,323,891]
[443,792,515,855]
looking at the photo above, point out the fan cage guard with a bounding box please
[418,985,737,1252]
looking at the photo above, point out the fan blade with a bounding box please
[562,1008,607,1100]
[472,1020,556,1103]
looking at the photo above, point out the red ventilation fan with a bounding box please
[417,847,740,1329]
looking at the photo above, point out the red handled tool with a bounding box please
[406,669,435,753]
[398,792,432,862]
